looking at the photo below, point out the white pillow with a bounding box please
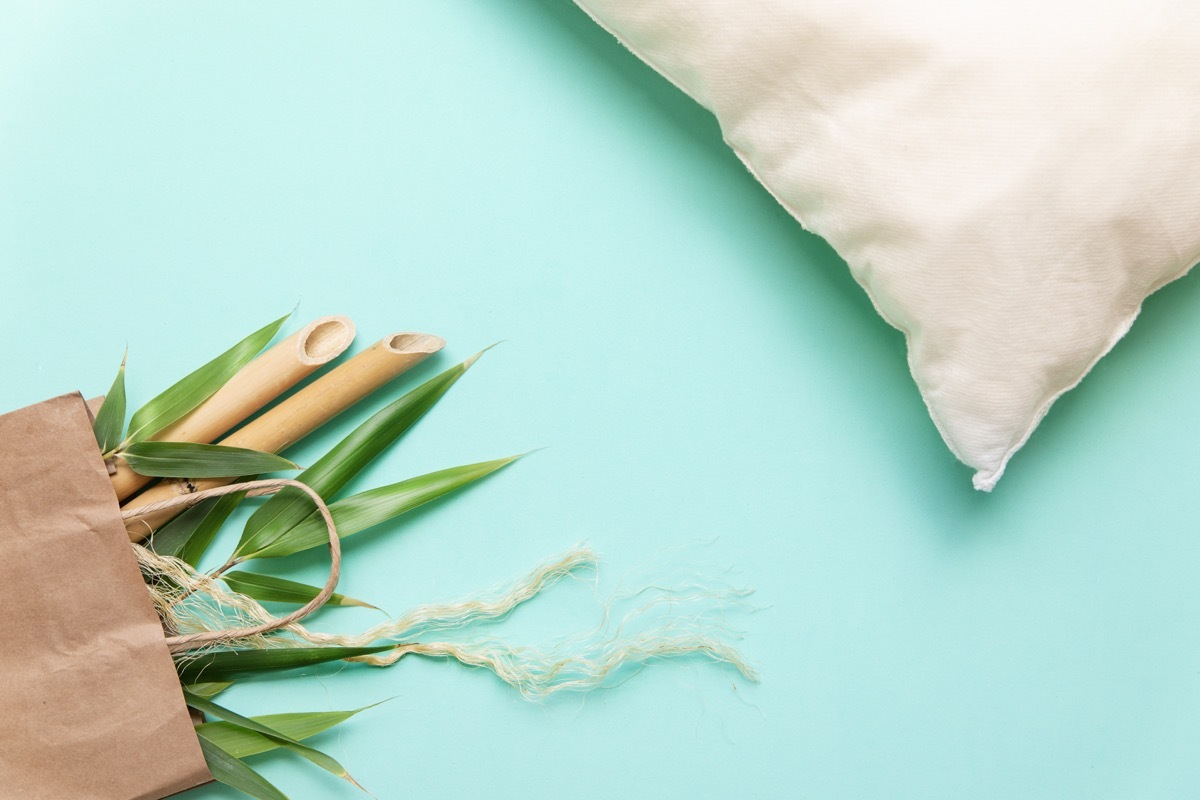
[573,0,1200,489]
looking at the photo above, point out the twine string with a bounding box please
[122,478,341,653]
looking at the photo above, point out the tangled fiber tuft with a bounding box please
[136,543,757,698]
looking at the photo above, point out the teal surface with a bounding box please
[4,3,1200,798]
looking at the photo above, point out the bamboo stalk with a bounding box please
[122,332,445,541]
[218,332,444,455]
[111,316,356,502]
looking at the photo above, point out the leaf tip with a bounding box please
[466,340,508,367]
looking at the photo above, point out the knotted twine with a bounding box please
[121,478,340,654]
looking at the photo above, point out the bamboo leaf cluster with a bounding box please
[196,704,378,799]
[93,314,522,797]
[92,315,295,483]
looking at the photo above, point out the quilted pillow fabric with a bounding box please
[573,0,1200,489]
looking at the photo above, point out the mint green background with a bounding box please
[4,3,1200,798]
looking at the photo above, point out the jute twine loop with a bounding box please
[122,478,341,653]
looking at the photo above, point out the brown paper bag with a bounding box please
[0,393,210,799]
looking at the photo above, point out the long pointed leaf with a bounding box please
[92,353,127,455]
[123,442,297,478]
[176,644,398,684]
[222,570,377,609]
[236,354,481,560]
[198,736,290,800]
[185,691,366,792]
[150,482,250,565]
[126,313,288,443]
[187,681,235,699]
[196,707,374,759]
[243,456,522,560]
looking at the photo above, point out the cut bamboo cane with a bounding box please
[111,316,356,502]
[122,332,445,541]
[219,332,444,455]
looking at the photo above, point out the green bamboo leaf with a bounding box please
[176,644,398,684]
[196,706,374,759]
[125,313,288,443]
[187,681,235,699]
[185,691,368,793]
[151,484,249,565]
[243,456,523,561]
[92,352,127,455]
[198,736,290,800]
[236,354,481,561]
[222,570,378,609]
[123,442,297,478]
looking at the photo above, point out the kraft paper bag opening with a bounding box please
[0,393,210,799]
